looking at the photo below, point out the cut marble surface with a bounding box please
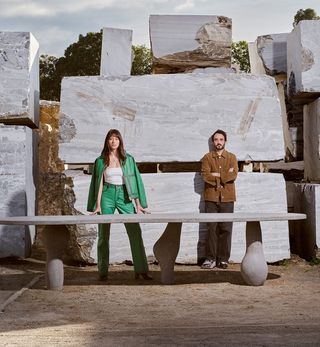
[100,27,133,76]
[59,73,285,163]
[256,33,288,75]
[248,41,266,75]
[287,20,320,99]
[0,32,39,127]
[66,171,289,264]
[149,15,232,73]
[0,124,36,258]
[304,97,320,181]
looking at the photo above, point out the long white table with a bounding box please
[0,213,306,289]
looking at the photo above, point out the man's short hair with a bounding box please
[211,129,227,142]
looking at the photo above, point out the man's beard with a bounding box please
[215,144,225,150]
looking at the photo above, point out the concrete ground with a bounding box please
[0,256,320,347]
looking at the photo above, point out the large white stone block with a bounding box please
[293,183,320,259]
[100,27,133,76]
[287,20,320,98]
[304,98,320,181]
[0,32,39,127]
[256,33,288,76]
[59,73,285,163]
[0,125,37,258]
[68,171,289,264]
[149,15,232,73]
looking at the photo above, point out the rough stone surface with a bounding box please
[149,15,232,73]
[100,27,133,76]
[304,97,320,181]
[256,33,288,76]
[293,183,320,260]
[59,73,284,163]
[32,102,94,264]
[66,171,289,264]
[0,32,39,127]
[0,124,36,258]
[287,20,320,100]
[248,41,266,75]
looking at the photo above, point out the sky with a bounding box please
[1,0,320,57]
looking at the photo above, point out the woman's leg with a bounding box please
[115,186,148,274]
[98,185,116,277]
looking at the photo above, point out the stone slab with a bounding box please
[248,42,266,75]
[287,20,320,100]
[0,124,37,258]
[0,32,39,127]
[256,33,288,76]
[293,183,320,259]
[100,27,133,76]
[64,171,290,264]
[304,97,320,181]
[59,73,285,163]
[149,15,232,73]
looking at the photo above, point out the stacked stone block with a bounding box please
[0,32,39,258]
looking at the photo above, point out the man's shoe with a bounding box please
[218,261,228,269]
[201,259,216,269]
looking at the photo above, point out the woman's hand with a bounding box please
[136,205,150,214]
[91,206,102,215]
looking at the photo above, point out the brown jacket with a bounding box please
[201,150,238,202]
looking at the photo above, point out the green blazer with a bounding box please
[87,153,147,212]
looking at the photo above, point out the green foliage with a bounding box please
[131,45,152,75]
[231,41,250,73]
[309,257,320,266]
[40,32,152,101]
[293,8,320,26]
[40,54,60,101]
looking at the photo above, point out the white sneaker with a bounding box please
[201,259,216,269]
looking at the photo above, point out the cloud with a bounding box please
[0,0,148,18]
[174,0,195,11]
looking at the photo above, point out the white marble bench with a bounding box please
[0,212,306,289]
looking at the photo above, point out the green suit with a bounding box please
[87,154,148,277]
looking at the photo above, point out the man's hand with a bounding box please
[211,172,220,177]
[228,167,234,173]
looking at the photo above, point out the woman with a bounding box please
[87,129,152,281]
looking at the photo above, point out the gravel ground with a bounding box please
[0,256,320,347]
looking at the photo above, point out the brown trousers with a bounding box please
[205,201,234,262]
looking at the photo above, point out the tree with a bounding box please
[131,45,152,75]
[40,31,152,101]
[40,54,59,100]
[231,41,250,73]
[293,8,319,26]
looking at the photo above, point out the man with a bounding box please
[201,129,238,269]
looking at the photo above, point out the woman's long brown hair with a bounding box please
[101,129,126,166]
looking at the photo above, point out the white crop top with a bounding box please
[104,167,124,185]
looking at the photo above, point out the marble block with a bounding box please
[287,20,320,99]
[304,98,320,181]
[59,73,284,163]
[0,32,39,127]
[0,125,37,258]
[66,171,289,264]
[149,15,232,73]
[248,42,266,75]
[100,27,133,76]
[293,183,320,259]
[256,33,288,76]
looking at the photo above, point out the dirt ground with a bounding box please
[0,256,320,347]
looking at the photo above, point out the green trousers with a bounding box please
[98,183,148,276]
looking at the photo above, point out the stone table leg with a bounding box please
[241,221,268,286]
[153,222,182,284]
[43,225,68,290]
